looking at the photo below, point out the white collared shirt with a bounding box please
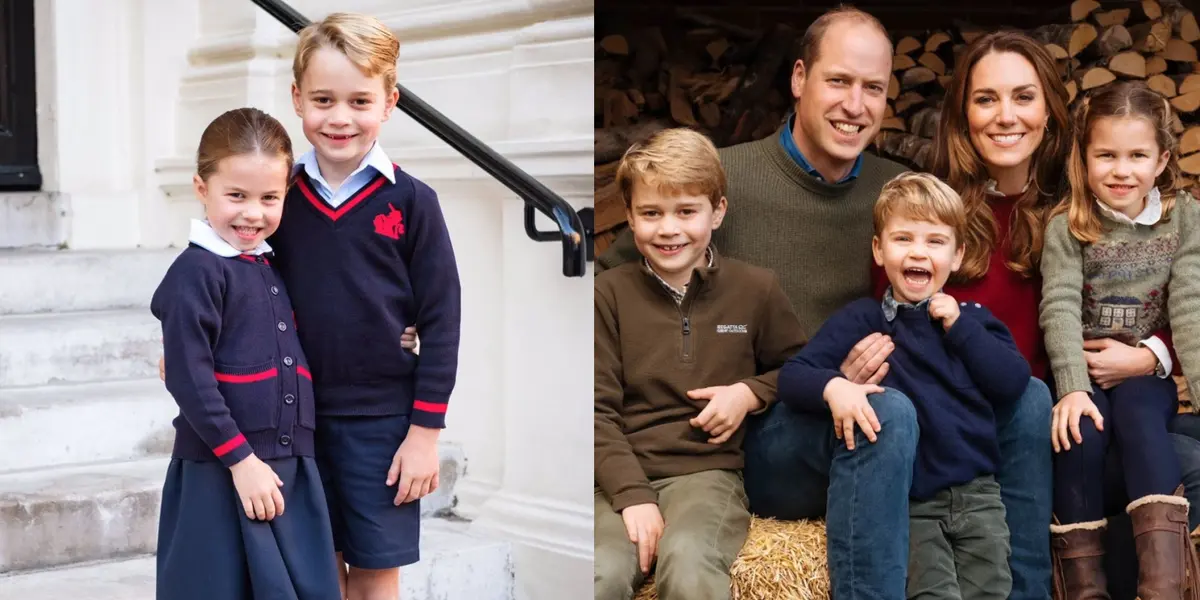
[188,219,272,257]
[1096,186,1164,226]
[293,141,397,208]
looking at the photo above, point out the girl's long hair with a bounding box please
[1052,81,1181,244]
[930,30,1071,282]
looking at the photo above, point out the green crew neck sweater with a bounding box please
[597,125,909,336]
[1040,191,1200,406]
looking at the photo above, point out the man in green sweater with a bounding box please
[596,7,1053,598]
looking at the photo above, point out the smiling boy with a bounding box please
[777,172,1029,598]
[266,13,461,600]
[594,128,805,600]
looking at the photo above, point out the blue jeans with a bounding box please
[743,378,1053,600]
[743,388,918,599]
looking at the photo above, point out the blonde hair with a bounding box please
[1055,80,1180,243]
[293,12,399,92]
[931,30,1071,282]
[874,172,969,246]
[616,128,726,209]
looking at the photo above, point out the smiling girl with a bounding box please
[1040,80,1200,599]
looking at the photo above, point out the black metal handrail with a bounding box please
[250,0,591,277]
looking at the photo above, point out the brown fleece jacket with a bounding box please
[594,250,806,511]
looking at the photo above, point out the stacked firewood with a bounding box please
[593,0,1200,255]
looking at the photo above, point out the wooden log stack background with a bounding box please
[594,0,1200,256]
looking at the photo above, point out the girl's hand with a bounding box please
[1051,391,1104,453]
[840,333,893,385]
[823,378,885,450]
[1083,338,1157,389]
[230,454,285,521]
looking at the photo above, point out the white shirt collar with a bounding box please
[293,141,396,187]
[188,219,272,258]
[985,178,1032,197]
[1096,186,1163,226]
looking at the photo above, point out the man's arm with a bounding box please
[594,284,655,511]
[595,227,642,275]
[944,305,1032,405]
[738,273,807,413]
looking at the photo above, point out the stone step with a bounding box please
[0,309,161,387]
[0,192,66,250]
[0,379,177,472]
[0,247,179,315]
[0,518,513,599]
[0,446,464,572]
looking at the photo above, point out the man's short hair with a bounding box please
[873,173,968,246]
[616,128,726,210]
[797,5,891,68]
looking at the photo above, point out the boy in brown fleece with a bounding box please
[593,128,806,600]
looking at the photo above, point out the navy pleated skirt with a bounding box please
[156,456,341,600]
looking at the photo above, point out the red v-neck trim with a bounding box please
[297,174,388,222]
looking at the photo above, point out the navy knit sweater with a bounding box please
[151,247,316,467]
[268,165,461,428]
[779,296,1031,500]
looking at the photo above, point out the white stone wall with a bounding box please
[32,1,593,598]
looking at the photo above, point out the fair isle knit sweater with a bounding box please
[597,125,909,337]
[1040,191,1200,405]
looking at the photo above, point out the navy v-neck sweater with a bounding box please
[151,247,316,467]
[778,297,1031,500]
[268,165,461,428]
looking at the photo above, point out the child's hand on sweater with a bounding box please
[823,378,884,451]
[400,326,419,352]
[388,425,440,505]
[928,293,961,331]
[687,382,761,444]
[1052,391,1104,453]
[230,454,285,521]
[621,503,664,574]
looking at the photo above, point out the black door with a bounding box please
[0,0,40,190]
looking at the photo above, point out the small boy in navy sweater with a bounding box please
[778,172,1029,599]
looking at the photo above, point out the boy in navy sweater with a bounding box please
[271,13,458,597]
[778,173,1029,599]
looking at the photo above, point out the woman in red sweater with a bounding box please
[858,31,1200,600]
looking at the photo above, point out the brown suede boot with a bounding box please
[1051,518,1111,600]
[1127,485,1200,600]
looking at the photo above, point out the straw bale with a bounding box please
[633,517,829,600]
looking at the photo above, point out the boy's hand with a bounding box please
[401,326,419,352]
[823,378,884,451]
[621,503,664,574]
[387,425,440,505]
[230,454,285,521]
[841,333,893,384]
[1052,390,1104,453]
[158,356,165,382]
[687,382,760,444]
[928,293,961,331]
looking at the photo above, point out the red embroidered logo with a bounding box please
[373,203,406,240]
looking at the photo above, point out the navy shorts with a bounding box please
[315,414,421,569]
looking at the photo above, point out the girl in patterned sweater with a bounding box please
[1040,80,1200,599]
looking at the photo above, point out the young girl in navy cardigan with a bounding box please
[151,107,340,599]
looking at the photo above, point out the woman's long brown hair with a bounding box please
[930,30,1071,282]
[1053,81,1180,244]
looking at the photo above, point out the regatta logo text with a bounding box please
[716,324,748,334]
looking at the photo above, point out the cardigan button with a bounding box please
[283,356,294,367]
[277,321,287,332]
[271,286,279,295]
[284,394,295,405]
[279,434,292,446]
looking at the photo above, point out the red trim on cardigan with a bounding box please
[213,433,247,457]
[238,254,269,265]
[413,400,447,413]
[297,366,312,380]
[297,174,387,222]
[214,368,278,383]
